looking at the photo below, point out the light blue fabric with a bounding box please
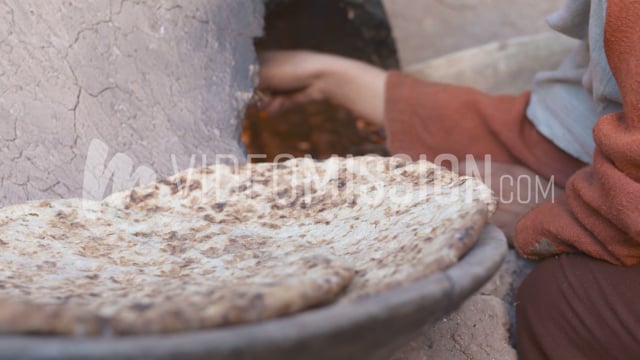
[526,0,622,164]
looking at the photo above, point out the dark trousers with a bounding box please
[516,255,640,359]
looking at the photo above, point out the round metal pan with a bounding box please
[0,225,507,360]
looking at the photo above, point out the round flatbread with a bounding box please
[0,156,495,336]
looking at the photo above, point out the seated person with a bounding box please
[257,0,640,358]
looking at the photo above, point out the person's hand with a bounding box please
[257,51,334,112]
[258,50,388,126]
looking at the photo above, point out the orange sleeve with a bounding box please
[514,0,640,265]
[384,72,585,186]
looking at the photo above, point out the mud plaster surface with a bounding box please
[383,0,565,67]
[0,0,264,207]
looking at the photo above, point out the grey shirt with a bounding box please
[527,0,622,164]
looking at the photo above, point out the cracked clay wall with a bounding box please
[0,0,264,207]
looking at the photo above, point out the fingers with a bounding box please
[261,96,288,115]
[257,50,332,114]
[259,85,326,115]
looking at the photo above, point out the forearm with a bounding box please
[317,57,387,126]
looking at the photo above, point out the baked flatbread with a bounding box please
[0,156,495,336]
